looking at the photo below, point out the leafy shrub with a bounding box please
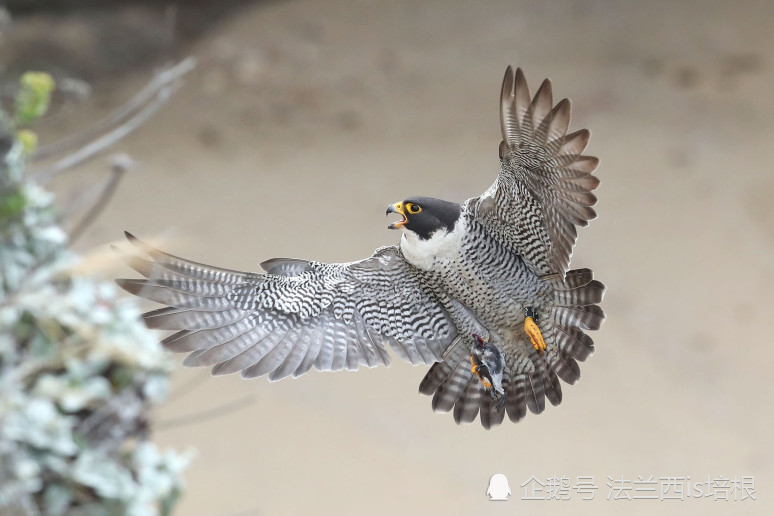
[0,72,191,516]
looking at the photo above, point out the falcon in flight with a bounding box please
[117,67,604,429]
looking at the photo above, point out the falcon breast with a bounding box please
[117,66,604,429]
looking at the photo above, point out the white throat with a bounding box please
[399,216,466,270]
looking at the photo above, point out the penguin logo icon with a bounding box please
[486,474,511,501]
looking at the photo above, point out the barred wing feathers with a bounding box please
[474,66,600,276]
[116,233,457,380]
[419,268,604,429]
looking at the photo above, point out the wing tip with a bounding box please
[122,230,156,257]
[553,97,571,116]
[114,278,148,296]
[533,77,553,102]
[114,277,131,291]
[513,66,527,85]
[503,65,514,86]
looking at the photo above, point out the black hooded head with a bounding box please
[386,196,462,240]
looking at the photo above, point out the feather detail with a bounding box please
[429,347,472,413]
[260,258,312,276]
[453,374,482,424]
[489,68,601,276]
[115,234,455,381]
[505,374,528,423]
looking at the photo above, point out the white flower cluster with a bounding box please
[0,129,191,514]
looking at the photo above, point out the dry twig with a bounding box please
[30,57,195,182]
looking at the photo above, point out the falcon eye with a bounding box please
[407,203,422,214]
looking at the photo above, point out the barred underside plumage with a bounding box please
[117,66,606,429]
[414,67,605,428]
[418,265,604,429]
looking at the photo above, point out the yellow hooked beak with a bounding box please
[386,202,408,230]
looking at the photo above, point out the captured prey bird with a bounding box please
[116,66,605,429]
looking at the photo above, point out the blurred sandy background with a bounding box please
[5,0,773,514]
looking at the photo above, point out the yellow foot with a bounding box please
[524,308,547,355]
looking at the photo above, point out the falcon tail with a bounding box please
[419,268,605,429]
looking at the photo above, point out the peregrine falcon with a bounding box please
[116,67,604,429]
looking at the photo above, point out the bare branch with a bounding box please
[155,395,257,431]
[30,87,169,182]
[66,154,133,244]
[165,369,210,403]
[30,57,195,181]
[34,57,194,161]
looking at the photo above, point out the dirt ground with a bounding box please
[15,0,774,514]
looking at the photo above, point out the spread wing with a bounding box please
[472,66,600,276]
[115,233,458,380]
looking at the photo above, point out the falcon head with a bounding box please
[386,196,461,240]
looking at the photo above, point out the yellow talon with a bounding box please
[524,316,547,355]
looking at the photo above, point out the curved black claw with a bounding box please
[492,390,506,412]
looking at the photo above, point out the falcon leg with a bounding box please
[491,388,506,412]
[524,307,547,355]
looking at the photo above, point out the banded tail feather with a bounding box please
[418,268,604,428]
[115,68,606,430]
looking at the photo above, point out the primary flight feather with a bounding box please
[117,67,605,429]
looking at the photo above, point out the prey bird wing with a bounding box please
[116,233,458,380]
[473,66,600,276]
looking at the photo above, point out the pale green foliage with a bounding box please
[16,129,38,157]
[15,72,55,127]
[0,76,191,515]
